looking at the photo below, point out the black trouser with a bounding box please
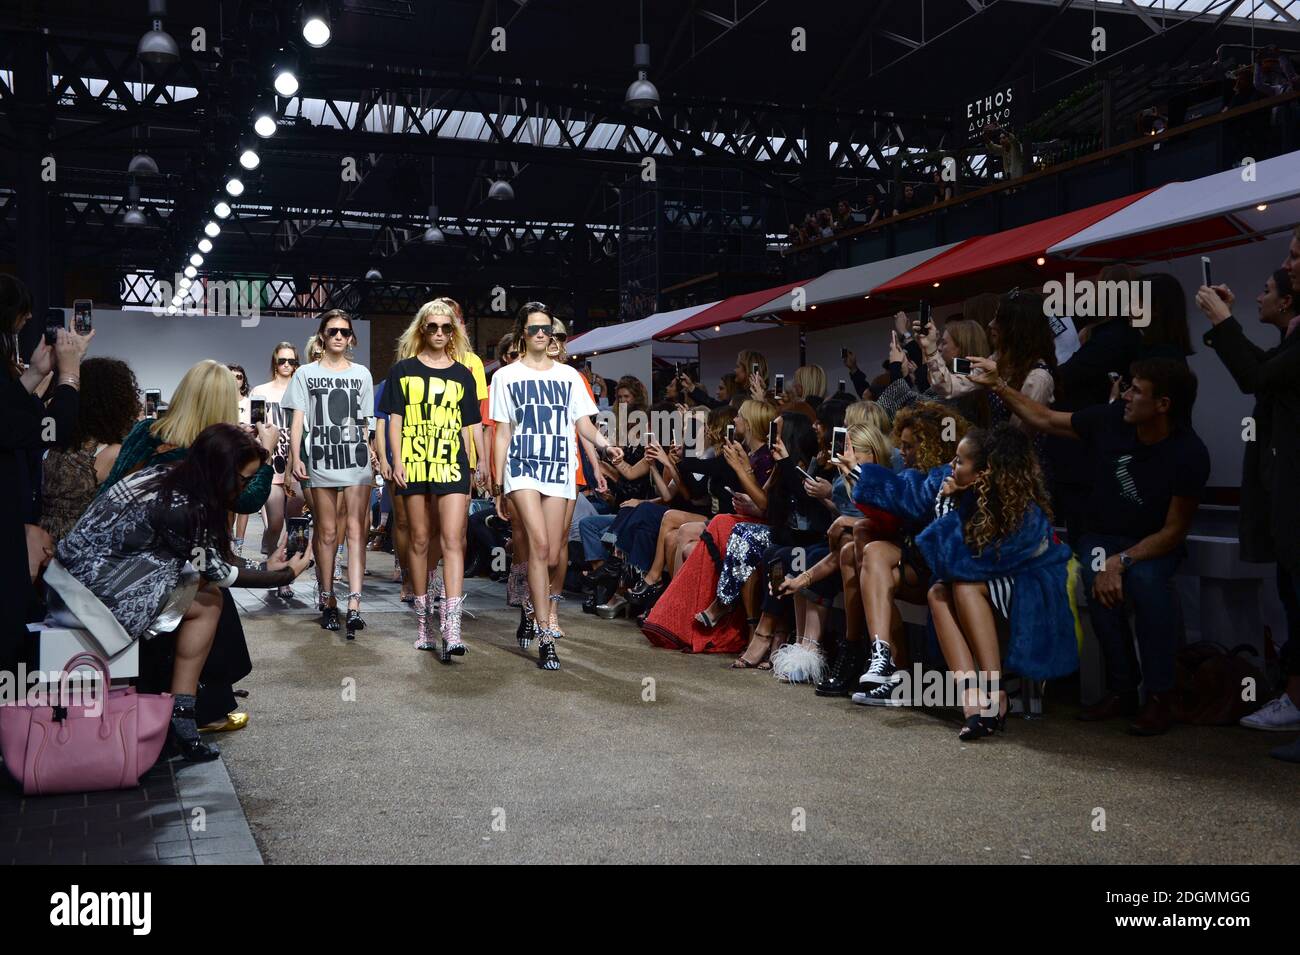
[1279,563,1300,678]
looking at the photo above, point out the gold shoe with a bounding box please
[199,712,249,734]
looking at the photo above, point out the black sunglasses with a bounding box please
[322,326,352,339]
[276,357,300,366]
[424,321,454,335]
[525,323,554,338]
[553,332,567,343]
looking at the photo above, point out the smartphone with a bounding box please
[286,516,311,557]
[1200,255,1212,288]
[250,397,267,425]
[919,300,932,327]
[726,424,735,443]
[1107,371,1121,383]
[674,361,681,377]
[72,299,93,335]
[767,419,777,447]
[831,426,848,458]
[44,307,64,346]
[841,347,849,361]
[144,389,162,418]
[795,464,816,482]
[837,378,846,393]
[774,373,784,396]
[768,560,785,597]
[952,357,973,375]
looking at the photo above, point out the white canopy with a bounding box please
[1048,149,1300,262]
[742,242,964,317]
[566,301,718,356]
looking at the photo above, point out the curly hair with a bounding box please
[994,291,1057,390]
[892,400,969,470]
[962,424,1053,557]
[226,363,250,397]
[72,357,141,446]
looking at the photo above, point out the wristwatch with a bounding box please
[1118,553,1134,572]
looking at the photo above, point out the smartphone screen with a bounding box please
[832,426,848,458]
[250,398,267,424]
[952,357,973,375]
[768,560,785,596]
[751,362,760,378]
[837,379,846,393]
[1201,256,1212,288]
[145,389,162,418]
[286,516,311,557]
[919,300,931,326]
[44,307,64,346]
[72,299,93,335]
[774,373,784,395]
[726,424,735,443]
[767,419,777,447]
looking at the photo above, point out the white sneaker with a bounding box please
[1239,694,1300,732]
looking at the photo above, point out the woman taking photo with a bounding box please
[48,424,313,760]
[492,303,621,671]
[1,275,90,677]
[383,300,484,661]
[286,310,376,638]
[250,342,303,595]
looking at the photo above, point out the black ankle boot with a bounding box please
[815,639,865,697]
[168,697,220,762]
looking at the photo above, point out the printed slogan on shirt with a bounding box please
[399,374,466,484]
[507,378,572,484]
[304,375,369,470]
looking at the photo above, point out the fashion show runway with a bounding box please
[219,554,1297,865]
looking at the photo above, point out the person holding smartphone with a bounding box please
[250,342,304,598]
[492,303,621,671]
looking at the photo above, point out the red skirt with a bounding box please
[640,514,762,654]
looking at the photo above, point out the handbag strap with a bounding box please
[57,651,109,712]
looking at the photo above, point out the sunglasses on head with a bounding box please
[424,321,454,336]
[525,323,554,338]
[276,357,300,366]
[323,326,352,339]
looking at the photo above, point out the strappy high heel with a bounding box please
[345,591,364,640]
[548,593,564,638]
[319,591,339,631]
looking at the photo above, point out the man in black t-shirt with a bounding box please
[969,357,1209,736]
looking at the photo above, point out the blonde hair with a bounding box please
[150,359,239,447]
[942,319,991,359]
[737,398,775,445]
[397,299,471,363]
[845,399,889,434]
[305,335,323,363]
[793,364,827,401]
[847,423,892,466]
[549,317,569,364]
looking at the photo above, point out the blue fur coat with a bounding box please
[853,463,1079,680]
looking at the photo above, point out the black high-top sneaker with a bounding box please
[858,640,897,686]
[815,638,865,697]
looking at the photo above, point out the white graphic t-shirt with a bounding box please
[490,359,598,500]
[282,360,375,488]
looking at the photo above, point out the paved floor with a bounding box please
[219,549,1299,865]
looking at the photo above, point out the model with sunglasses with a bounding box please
[249,343,303,599]
[382,300,485,661]
[492,303,622,670]
[285,311,376,637]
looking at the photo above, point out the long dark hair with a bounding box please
[512,300,555,347]
[769,412,817,530]
[994,291,1057,390]
[314,309,355,353]
[1,272,33,380]
[1142,272,1193,356]
[149,424,266,560]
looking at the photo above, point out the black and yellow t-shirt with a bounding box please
[380,357,482,495]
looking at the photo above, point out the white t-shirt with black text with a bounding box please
[490,359,597,500]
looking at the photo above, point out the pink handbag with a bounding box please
[0,651,172,796]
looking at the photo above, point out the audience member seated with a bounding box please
[45,424,312,761]
[970,356,1209,736]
